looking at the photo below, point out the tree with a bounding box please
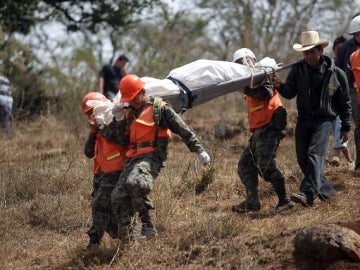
[0,0,160,35]
[122,7,217,78]
[0,0,164,119]
[0,26,48,118]
[196,0,359,64]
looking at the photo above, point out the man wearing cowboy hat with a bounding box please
[273,30,351,207]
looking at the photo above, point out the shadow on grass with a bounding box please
[52,245,122,269]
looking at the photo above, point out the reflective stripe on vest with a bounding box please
[106,152,121,161]
[126,102,171,158]
[93,133,126,173]
[249,105,264,112]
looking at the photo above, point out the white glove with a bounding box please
[112,104,125,121]
[198,151,211,166]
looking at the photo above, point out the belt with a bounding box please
[167,76,196,112]
[132,141,156,149]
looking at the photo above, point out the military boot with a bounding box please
[272,179,295,213]
[139,211,157,240]
[85,233,100,251]
[232,190,261,213]
[275,198,295,213]
[117,221,136,243]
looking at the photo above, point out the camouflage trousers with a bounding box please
[237,125,287,200]
[87,171,121,240]
[111,154,162,236]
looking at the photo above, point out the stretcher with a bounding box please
[163,62,293,113]
[91,59,295,125]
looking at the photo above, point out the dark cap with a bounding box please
[332,36,347,50]
[116,54,129,62]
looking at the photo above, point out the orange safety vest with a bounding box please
[93,133,127,173]
[350,49,360,105]
[126,101,171,158]
[246,90,282,132]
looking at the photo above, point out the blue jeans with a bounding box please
[331,116,348,149]
[295,115,336,201]
[0,106,11,132]
[351,92,360,170]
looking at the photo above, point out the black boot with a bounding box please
[272,181,294,212]
[86,233,100,251]
[232,189,261,213]
[139,211,157,240]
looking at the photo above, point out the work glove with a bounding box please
[197,150,211,166]
[88,116,97,134]
[112,103,125,121]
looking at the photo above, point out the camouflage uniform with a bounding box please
[237,124,287,211]
[84,122,124,244]
[87,171,121,241]
[234,83,293,213]
[111,102,205,239]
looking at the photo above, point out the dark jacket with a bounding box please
[335,37,358,72]
[99,64,125,96]
[278,55,351,132]
[335,37,359,89]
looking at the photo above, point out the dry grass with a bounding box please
[1,106,360,270]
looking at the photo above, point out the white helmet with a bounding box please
[233,48,256,62]
[0,75,10,93]
[348,15,360,34]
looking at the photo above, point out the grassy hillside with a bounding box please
[1,104,359,270]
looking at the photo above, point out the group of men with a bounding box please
[233,29,352,212]
[82,14,360,250]
[83,63,211,249]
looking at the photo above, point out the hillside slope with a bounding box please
[0,115,359,270]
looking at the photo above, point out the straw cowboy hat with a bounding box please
[293,31,329,52]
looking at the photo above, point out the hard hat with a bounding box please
[81,92,107,114]
[233,48,256,62]
[119,74,144,103]
[348,15,360,34]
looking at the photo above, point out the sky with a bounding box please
[19,0,360,67]
[21,0,193,66]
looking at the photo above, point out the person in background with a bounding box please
[110,74,211,242]
[98,54,129,101]
[350,49,360,168]
[231,48,294,214]
[81,92,154,250]
[335,14,360,172]
[330,36,354,168]
[0,75,13,132]
[273,31,352,207]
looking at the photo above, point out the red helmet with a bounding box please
[81,92,107,114]
[119,74,144,102]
